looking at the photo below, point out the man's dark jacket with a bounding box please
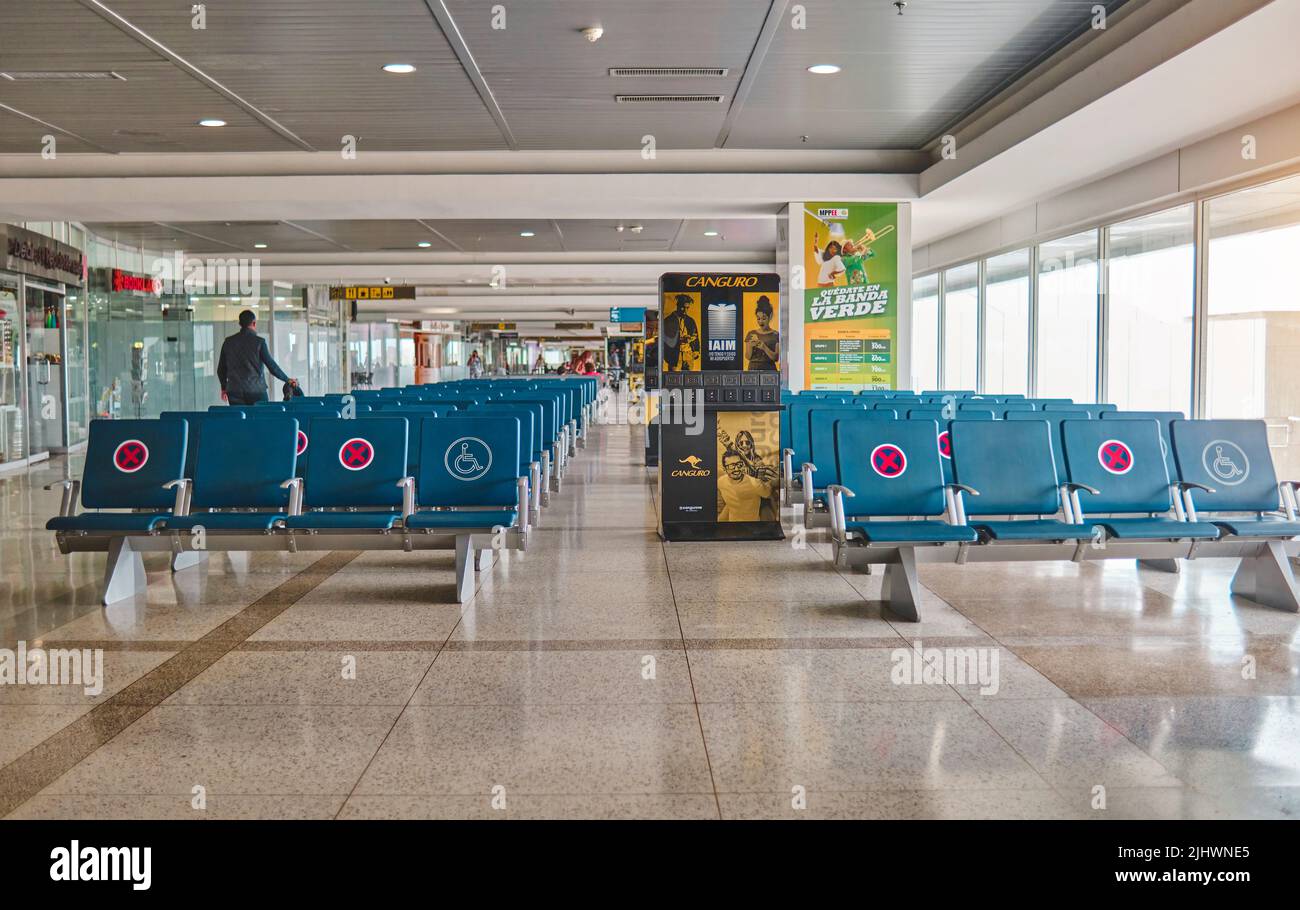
[217,327,290,399]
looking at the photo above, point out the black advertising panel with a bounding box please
[658,273,783,541]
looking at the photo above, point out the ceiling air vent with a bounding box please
[609,67,728,78]
[0,71,126,81]
[615,94,725,104]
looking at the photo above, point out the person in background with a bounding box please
[467,349,483,379]
[532,353,546,373]
[217,309,297,405]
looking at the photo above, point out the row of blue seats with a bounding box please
[782,396,1123,509]
[818,413,1300,619]
[46,379,598,605]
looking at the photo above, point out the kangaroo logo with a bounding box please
[679,455,704,469]
[1201,440,1249,486]
[444,436,492,481]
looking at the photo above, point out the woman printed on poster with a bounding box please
[743,295,779,371]
[811,232,845,288]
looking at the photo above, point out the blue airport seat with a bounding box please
[1060,419,1220,540]
[951,420,1094,541]
[285,417,409,531]
[164,416,298,532]
[1000,402,1038,413]
[802,408,896,527]
[46,418,189,533]
[1101,410,1183,478]
[834,418,977,545]
[411,415,525,526]
[1005,411,1068,481]
[1171,420,1300,538]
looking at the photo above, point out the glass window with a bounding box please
[1206,173,1300,481]
[942,263,978,392]
[983,249,1030,395]
[1036,229,1099,401]
[911,274,939,392]
[1105,206,1194,413]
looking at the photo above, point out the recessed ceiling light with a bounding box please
[417,241,432,248]
[519,231,535,238]
[198,118,226,127]
[382,63,416,74]
[703,230,720,237]
[807,64,841,75]
[253,243,267,249]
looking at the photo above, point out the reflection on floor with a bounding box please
[1,419,1298,820]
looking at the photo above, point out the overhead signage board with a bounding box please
[328,285,417,301]
[609,306,646,324]
[1,224,85,286]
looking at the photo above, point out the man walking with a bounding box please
[217,309,297,404]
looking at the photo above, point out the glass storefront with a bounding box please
[0,276,23,467]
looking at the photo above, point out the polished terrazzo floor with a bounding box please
[1,413,1299,820]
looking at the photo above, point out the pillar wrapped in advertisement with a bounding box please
[657,272,783,541]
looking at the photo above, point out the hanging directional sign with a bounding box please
[609,306,646,324]
[338,437,375,471]
[113,439,150,473]
[870,443,907,478]
[1097,439,1134,475]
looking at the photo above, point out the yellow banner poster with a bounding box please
[661,291,702,373]
[715,411,781,522]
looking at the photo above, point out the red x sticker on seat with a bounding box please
[1098,439,1134,475]
[937,430,952,460]
[113,439,149,473]
[338,437,374,471]
[297,430,309,456]
[870,443,907,478]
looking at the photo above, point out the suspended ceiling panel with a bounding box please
[445,0,769,150]
[727,0,1132,149]
[81,218,780,254]
[0,0,1137,154]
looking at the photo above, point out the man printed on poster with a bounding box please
[717,422,779,522]
[717,448,778,522]
[662,293,700,372]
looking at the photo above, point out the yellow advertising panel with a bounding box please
[715,411,780,523]
[660,291,702,372]
[741,291,780,372]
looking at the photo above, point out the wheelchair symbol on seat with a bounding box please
[1201,440,1249,486]
[445,436,492,481]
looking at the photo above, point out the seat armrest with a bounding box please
[278,477,303,516]
[396,476,415,519]
[517,475,531,532]
[1279,481,1300,520]
[44,479,80,517]
[1062,482,1099,495]
[945,483,977,525]
[825,484,854,540]
[163,478,192,516]
[781,448,794,487]
[1174,481,1214,522]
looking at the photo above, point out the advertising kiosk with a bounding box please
[657,272,783,542]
